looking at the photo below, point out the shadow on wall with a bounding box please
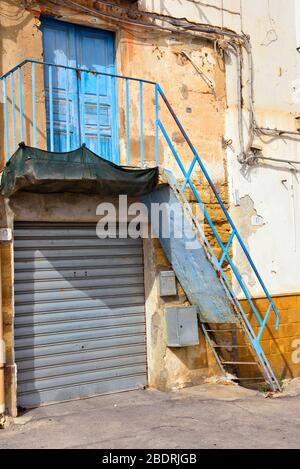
[0,2,38,166]
[0,3,46,168]
[5,95,47,151]
[154,0,215,26]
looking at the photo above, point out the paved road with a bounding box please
[1,382,300,449]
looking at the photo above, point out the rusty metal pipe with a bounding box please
[0,259,5,420]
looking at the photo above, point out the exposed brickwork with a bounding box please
[185,181,231,262]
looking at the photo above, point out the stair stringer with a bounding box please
[143,184,237,324]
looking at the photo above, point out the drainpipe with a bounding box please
[0,257,5,426]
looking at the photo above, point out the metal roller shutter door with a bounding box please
[14,222,147,408]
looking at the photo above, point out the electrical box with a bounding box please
[159,271,177,297]
[0,228,12,242]
[165,306,199,347]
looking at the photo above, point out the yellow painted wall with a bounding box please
[239,295,300,381]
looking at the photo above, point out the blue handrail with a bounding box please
[0,59,280,365]
[155,84,280,363]
[0,58,157,84]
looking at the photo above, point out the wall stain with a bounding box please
[230,195,266,289]
[180,84,189,99]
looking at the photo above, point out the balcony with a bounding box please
[0,58,163,167]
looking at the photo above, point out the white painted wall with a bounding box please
[227,0,300,297]
[138,0,300,296]
[139,0,242,32]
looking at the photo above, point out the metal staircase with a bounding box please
[155,85,281,392]
[161,166,281,392]
[202,324,271,387]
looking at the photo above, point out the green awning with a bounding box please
[0,144,159,197]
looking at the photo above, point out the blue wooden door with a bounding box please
[42,18,118,162]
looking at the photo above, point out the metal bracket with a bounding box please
[0,228,12,242]
[0,340,6,364]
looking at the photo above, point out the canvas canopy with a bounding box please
[1,144,159,197]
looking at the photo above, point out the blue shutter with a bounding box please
[42,19,79,152]
[76,26,117,161]
[42,18,118,162]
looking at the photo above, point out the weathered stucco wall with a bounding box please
[143,236,219,391]
[0,0,46,168]
[117,29,226,180]
[226,0,300,298]
[139,0,242,33]
[0,195,15,416]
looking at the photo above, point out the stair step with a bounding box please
[213,344,248,348]
[205,329,238,333]
[221,361,258,365]
[232,377,265,381]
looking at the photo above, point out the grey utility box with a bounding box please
[159,270,177,297]
[165,306,199,347]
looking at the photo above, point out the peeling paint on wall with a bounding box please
[230,195,266,290]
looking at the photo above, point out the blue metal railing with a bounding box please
[0,59,156,163]
[155,84,280,389]
[0,59,280,387]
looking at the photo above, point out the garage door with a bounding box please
[14,222,147,408]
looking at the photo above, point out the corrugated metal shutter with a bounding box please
[14,222,147,408]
